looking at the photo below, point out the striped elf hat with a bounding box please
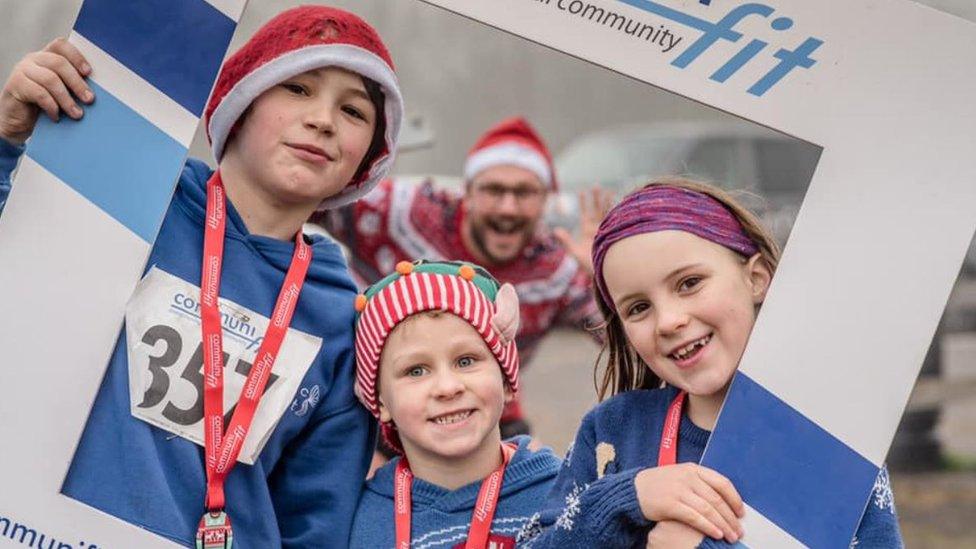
[354,260,520,453]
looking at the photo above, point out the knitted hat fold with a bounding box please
[463,117,557,191]
[204,6,403,209]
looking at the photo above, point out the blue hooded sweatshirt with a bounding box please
[1,140,377,548]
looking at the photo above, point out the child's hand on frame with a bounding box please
[0,38,94,145]
[634,463,745,543]
[645,520,706,548]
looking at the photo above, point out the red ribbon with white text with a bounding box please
[657,390,687,467]
[201,171,312,511]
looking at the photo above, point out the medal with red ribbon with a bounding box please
[394,442,517,549]
[196,171,312,548]
[657,390,687,467]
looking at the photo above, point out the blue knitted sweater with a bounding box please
[351,436,560,548]
[516,387,903,548]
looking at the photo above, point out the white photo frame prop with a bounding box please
[0,0,246,547]
[416,0,976,546]
[1,0,974,547]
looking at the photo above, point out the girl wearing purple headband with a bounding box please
[518,178,902,548]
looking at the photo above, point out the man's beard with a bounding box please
[469,216,532,265]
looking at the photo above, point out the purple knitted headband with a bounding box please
[592,185,760,309]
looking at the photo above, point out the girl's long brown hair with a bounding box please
[594,177,782,401]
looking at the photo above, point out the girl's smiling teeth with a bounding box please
[430,409,474,425]
[668,334,713,361]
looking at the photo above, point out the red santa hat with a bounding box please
[463,117,558,191]
[204,6,403,209]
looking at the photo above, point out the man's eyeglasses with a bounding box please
[474,183,546,204]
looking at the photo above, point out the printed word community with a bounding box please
[534,0,684,52]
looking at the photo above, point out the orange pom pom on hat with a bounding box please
[463,116,558,191]
[204,5,404,209]
[353,260,520,454]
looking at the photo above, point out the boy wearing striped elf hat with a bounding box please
[350,260,560,549]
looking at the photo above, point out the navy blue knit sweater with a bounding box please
[516,387,903,548]
[352,436,560,548]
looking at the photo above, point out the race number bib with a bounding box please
[125,267,323,464]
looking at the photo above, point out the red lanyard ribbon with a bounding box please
[394,443,517,549]
[657,390,687,467]
[201,171,312,511]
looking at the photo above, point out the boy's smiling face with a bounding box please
[224,66,377,208]
[377,312,512,472]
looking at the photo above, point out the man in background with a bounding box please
[317,116,606,444]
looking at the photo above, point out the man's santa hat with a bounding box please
[204,6,404,209]
[463,117,558,190]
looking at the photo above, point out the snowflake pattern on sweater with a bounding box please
[516,512,543,545]
[554,482,587,531]
[850,466,900,548]
[872,466,896,512]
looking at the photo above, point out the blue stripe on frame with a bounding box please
[25,80,186,243]
[74,0,235,116]
[701,372,879,549]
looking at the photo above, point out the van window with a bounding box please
[556,135,632,190]
[683,138,742,188]
[754,139,821,194]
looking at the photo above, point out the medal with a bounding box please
[196,510,234,549]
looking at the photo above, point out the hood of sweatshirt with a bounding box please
[176,158,355,290]
[365,435,561,514]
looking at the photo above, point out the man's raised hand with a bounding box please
[553,185,613,275]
